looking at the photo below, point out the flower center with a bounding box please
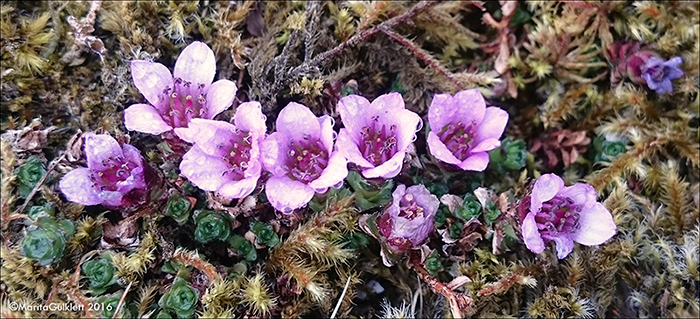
[284,136,329,184]
[158,77,208,128]
[359,116,398,166]
[534,196,581,236]
[90,156,138,191]
[398,193,424,220]
[219,129,253,180]
[437,121,477,161]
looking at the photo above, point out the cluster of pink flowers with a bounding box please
[59,41,617,261]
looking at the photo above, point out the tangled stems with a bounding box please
[159,277,199,318]
[82,258,117,295]
[20,216,75,266]
[193,210,231,243]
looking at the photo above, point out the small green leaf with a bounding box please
[82,258,117,295]
[449,221,463,239]
[166,194,192,225]
[250,222,279,247]
[17,156,46,198]
[454,194,482,221]
[158,277,199,319]
[229,235,257,261]
[193,210,231,243]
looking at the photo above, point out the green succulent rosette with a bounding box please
[453,194,482,221]
[95,290,131,318]
[228,235,257,261]
[591,136,627,163]
[346,171,395,211]
[489,138,527,172]
[165,194,193,225]
[193,210,232,243]
[17,156,47,198]
[158,277,200,318]
[20,216,75,266]
[27,203,55,221]
[82,258,118,295]
[250,221,279,247]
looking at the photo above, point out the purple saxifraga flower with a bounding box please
[177,102,267,199]
[261,102,348,213]
[627,50,684,94]
[427,89,509,171]
[336,93,422,179]
[59,133,147,208]
[124,41,237,137]
[377,184,439,254]
[518,174,617,259]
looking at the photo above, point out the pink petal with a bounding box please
[337,95,371,138]
[121,144,143,167]
[521,212,545,254]
[276,102,321,142]
[318,115,335,154]
[260,132,288,177]
[179,146,230,191]
[234,101,267,136]
[426,132,461,165]
[174,118,234,144]
[362,152,405,179]
[309,151,347,191]
[59,168,102,206]
[218,177,258,199]
[124,103,173,135]
[99,190,125,207]
[205,80,237,119]
[550,235,575,259]
[173,41,216,88]
[336,129,373,168]
[84,133,123,168]
[392,109,421,151]
[265,176,315,213]
[390,184,407,206]
[457,152,489,171]
[371,92,406,113]
[453,89,486,124]
[571,202,616,246]
[558,183,597,208]
[428,93,457,134]
[530,174,564,213]
[174,119,237,156]
[474,107,508,144]
[130,60,173,107]
[244,134,263,179]
[470,138,501,153]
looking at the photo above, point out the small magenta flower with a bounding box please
[261,102,348,213]
[378,184,439,254]
[177,102,266,199]
[59,133,147,208]
[336,93,422,179]
[627,50,684,94]
[124,41,237,137]
[427,89,508,171]
[518,174,617,259]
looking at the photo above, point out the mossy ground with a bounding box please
[1,1,698,318]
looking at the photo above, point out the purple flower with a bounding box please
[427,89,508,171]
[177,102,267,199]
[627,50,684,94]
[59,133,147,208]
[377,184,439,254]
[336,93,422,179]
[518,174,617,259]
[261,102,348,213]
[124,41,237,137]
